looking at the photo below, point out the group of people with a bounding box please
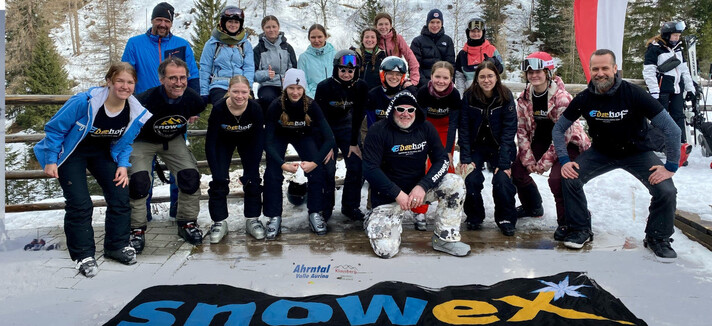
[35,2,691,277]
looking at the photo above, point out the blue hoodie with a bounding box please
[199,34,255,96]
[122,29,200,94]
[297,42,335,98]
[34,87,153,168]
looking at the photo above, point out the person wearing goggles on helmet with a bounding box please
[454,18,503,95]
[410,9,456,88]
[263,69,336,238]
[512,52,590,241]
[298,24,336,98]
[199,6,254,106]
[458,60,517,236]
[373,13,420,87]
[362,91,470,259]
[354,56,418,147]
[314,50,369,222]
[254,15,298,114]
[643,21,695,166]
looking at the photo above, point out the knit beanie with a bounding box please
[283,69,308,91]
[387,91,421,115]
[427,9,443,25]
[152,2,175,22]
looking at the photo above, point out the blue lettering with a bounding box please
[117,300,184,326]
[262,299,332,325]
[184,302,256,326]
[336,295,427,325]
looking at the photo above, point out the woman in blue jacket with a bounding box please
[297,24,335,98]
[458,60,518,236]
[199,6,255,105]
[33,63,152,277]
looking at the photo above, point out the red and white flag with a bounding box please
[574,0,629,81]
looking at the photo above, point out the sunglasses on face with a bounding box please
[339,67,355,74]
[395,106,416,113]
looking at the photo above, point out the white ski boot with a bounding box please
[246,217,265,240]
[209,220,228,244]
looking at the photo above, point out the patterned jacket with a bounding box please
[516,76,590,172]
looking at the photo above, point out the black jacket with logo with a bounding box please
[562,75,664,157]
[264,96,335,165]
[314,77,369,146]
[416,85,461,152]
[363,97,448,206]
[135,86,206,143]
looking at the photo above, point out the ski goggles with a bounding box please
[224,7,244,19]
[468,20,485,31]
[674,21,686,32]
[338,54,359,67]
[395,106,416,114]
[381,61,406,73]
[521,58,554,71]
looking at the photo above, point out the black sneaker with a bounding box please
[466,220,482,230]
[497,221,516,236]
[76,257,98,278]
[341,207,365,221]
[130,229,145,254]
[104,246,137,265]
[516,205,544,218]
[644,237,677,263]
[178,222,203,245]
[563,229,593,249]
[553,225,569,241]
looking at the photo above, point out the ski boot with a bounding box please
[432,235,471,257]
[178,222,203,245]
[209,220,228,244]
[76,257,98,278]
[129,228,145,254]
[309,212,328,235]
[245,218,265,240]
[265,216,282,240]
[104,246,137,265]
[413,213,427,231]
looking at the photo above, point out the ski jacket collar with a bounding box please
[258,32,286,48]
[305,42,334,57]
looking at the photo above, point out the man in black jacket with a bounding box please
[553,49,680,262]
[129,58,207,249]
[362,91,469,258]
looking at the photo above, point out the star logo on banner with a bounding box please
[531,275,590,301]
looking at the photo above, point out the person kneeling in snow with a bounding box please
[362,91,470,258]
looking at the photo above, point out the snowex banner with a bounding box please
[105,271,646,325]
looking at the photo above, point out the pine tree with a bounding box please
[9,32,72,132]
[355,0,384,36]
[191,0,226,67]
[533,0,570,56]
[479,0,512,50]
[690,0,712,76]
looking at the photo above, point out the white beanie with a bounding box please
[283,68,308,90]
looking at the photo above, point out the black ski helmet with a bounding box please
[379,56,407,88]
[466,18,487,46]
[660,21,685,44]
[333,49,361,80]
[287,180,308,206]
[220,6,245,36]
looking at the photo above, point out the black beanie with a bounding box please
[427,9,443,25]
[152,2,175,22]
[387,91,421,115]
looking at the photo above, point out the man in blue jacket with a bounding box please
[122,2,200,94]
[362,91,470,259]
[121,2,199,223]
